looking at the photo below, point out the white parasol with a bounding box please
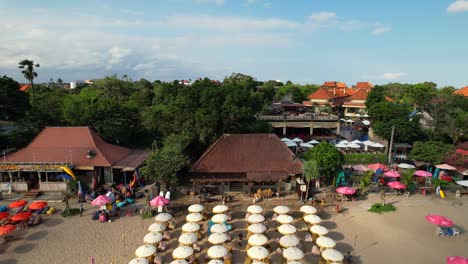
[397,163,415,169]
[182,222,200,233]
[170,261,189,264]
[148,223,166,232]
[143,232,163,244]
[363,140,374,146]
[308,140,320,144]
[178,232,198,245]
[135,245,156,258]
[304,214,321,225]
[456,180,468,187]
[276,214,294,224]
[248,234,268,246]
[310,225,328,236]
[211,214,228,223]
[154,213,172,222]
[172,246,194,260]
[371,142,385,148]
[278,224,297,235]
[248,223,267,234]
[279,235,300,248]
[213,204,229,214]
[208,232,229,245]
[322,249,344,262]
[247,246,269,260]
[287,262,302,264]
[207,260,224,264]
[186,213,203,223]
[300,205,317,215]
[335,143,348,148]
[292,137,303,143]
[316,236,336,248]
[207,245,228,259]
[188,204,204,213]
[281,138,291,142]
[351,139,363,144]
[274,205,291,215]
[248,214,265,223]
[347,143,361,149]
[128,258,149,264]
[247,205,263,214]
[282,247,304,260]
[210,224,228,233]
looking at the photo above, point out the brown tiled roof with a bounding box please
[19,84,31,92]
[336,82,347,88]
[308,88,335,100]
[346,89,368,101]
[356,82,374,89]
[322,81,336,87]
[3,127,148,168]
[344,88,356,95]
[457,141,468,151]
[190,134,303,177]
[454,86,468,97]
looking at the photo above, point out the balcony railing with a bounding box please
[257,114,339,121]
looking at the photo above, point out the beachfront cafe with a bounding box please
[189,134,303,195]
[0,126,149,192]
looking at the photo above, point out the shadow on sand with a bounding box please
[0,259,17,264]
[42,218,63,227]
[25,231,48,241]
[13,243,35,254]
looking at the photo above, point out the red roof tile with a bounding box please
[322,81,336,87]
[356,82,374,90]
[308,88,335,100]
[346,89,368,101]
[344,88,356,95]
[19,84,31,92]
[454,86,468,97]
[336,82,347,88]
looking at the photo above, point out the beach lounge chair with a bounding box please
[157,241,167,252]
[153,254,163,264]
[193,242,202,253]
[311,245,321,256]
[163,231,171,241]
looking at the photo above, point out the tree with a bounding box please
[400,169,416,191]
[303,160,320,199]
[18,59,40,105]
[0,76,30,121]
[303,142,344,184]
[443,111,467,145]
[365,85,385,109]
[410,141,455,164]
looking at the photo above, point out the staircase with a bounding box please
[229,182,244,193]
[23,189,40,198]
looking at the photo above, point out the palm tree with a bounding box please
[18,59,40,105]
[303,160,320,201]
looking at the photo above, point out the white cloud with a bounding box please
[380,72,408,80]
[309,11,337,22]
[194,0,225,6]
[370,26,391,35]
[447,0,468,13]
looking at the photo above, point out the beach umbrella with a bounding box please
[300,205,317,215]
[446,256,468,264]
[207,260,224,264]
[351,139,363,144]
[456,181,468,188]
[425,215,454,227]
[248,214,265,223]
[178,232,198,245]
[387,181,406,190]
[0,225,16,236]
[285,141,297,147]
[355,113,362,117]
[186,213,203,223]
[149,196,169,207]
[274,205,290,215]
[8,200,27,208]
[334,143,348,148]
[170,261,189,264]
[278,224,297,235]
[207,245,228,259]
[248,234,268,246]
[308,140,320,144]
[363,140,375,146]
[135,245,156,258]
[143,232,163,244]
[281,138,291,142]
[282,247,304,260]
[11,212,32,222]
[304,214,321,225]
[316,236,336,249]
[91,195,110,206]
[29,201,48,210]
[352,165,370,172]
[276,214,294,224]
[322,249,344,262]
[292,137,303,143]
[362,120,370,125]
[182,222,200,233]
[247,205,263,214]
[384,171,401,178]
[336,187,356,195]
[172,246,194,260]
[248,223,267,234]
[252,262,267,264]
[213,204,229,214]
[436,164,457,171]
[208,232,229,245]
[148,223,166,232]
[155,213,173,222]
[128,258,149,264]
[367,163,390,172]
[339,140,350,144]
[347,143,361,149]
[287,262,302,264]
[247,246,269,260]
[210,224,228,233]
[300,143,314,148]
[310,225,328,236]
[397,163,415,169]
[414,170,432,177]
[279,235,300,248]
[211,214,228,223]
[0,212,10,220]
[188,204,204,213]
[371,142,385,148]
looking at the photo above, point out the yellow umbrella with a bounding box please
[207,245,228,259]
[248,234,268,246]
[273,205,290,215]
[172,246,194,260]
[300,205,317,215]
[247,246,269,260]
[135,245,156,258]
[278,224,297,235]
[282,247,303,260]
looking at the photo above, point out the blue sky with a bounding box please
[1,0,468,87]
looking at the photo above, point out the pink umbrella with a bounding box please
[150,196,170,207]
[367,163,390,172]
[425,215,454,227]
[352,165,369,172]
[336,187,356,195]
[91,195,110,206]
[384,171,401,178]
[387,181,406,190]
[436,164,457,171]
[446,256,468,264]
[414,170,432,177]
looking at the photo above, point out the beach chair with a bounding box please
[153,254,163,264]
[157,241,167,252]
[436,227,444,236]
[163,231,171,241]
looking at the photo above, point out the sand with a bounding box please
[0,191,467,264]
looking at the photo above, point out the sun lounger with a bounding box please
[436,227,460,236]
[157,241,167,252]
[15,206,24,214]
[153,254,163,264]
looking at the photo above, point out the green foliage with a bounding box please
[410,141,455,164]
[61,208,80,217]
[18,59,40,105]
[365,85,385,109]
[368,203,396,214]
[274,82,319,103]
[304,142,344,183]
[303,160,320,181]
[400,169,416,191]
[0,75,30,121]
[360,171,373,194]
[344,153,387,164]
[432,179,452,189]
[141,208,154,219]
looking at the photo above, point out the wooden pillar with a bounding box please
[337,121,341,134]
[310,126,314,135]
[45,171,48,182]
[283,125,287,136]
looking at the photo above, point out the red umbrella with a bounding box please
[387,181,406,190]
[150,196,170,207]
[384,171,401,178]
[446,256,468,264]
[29,201,48,210]
[367,163,390,172]
[336,187,356,195]
[0,225,16,236]
[0,212,10,219]
[8,200,28,208]
[11,212,32,222]
[425,215,454,227]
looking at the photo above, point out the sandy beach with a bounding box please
[0,191,467,264]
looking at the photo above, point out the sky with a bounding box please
[1,0,468,87]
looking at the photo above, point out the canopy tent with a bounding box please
[307,140,320,144]
[300,143,314,149]
[335,143,348,148]
[291,137,303,143]
[285,141,297,147]
[281,138,291,142]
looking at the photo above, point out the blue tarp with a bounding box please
[58,174,73,181]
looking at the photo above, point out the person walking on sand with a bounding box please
[80,203,84,217]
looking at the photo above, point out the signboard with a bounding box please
[300,184,307,192]
[0,163,66,172]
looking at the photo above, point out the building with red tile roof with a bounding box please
[355,82,374,92]
[307,88,348,107]
[342,89,369,117]
[454,86,468,97]
[19,84,31,92]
